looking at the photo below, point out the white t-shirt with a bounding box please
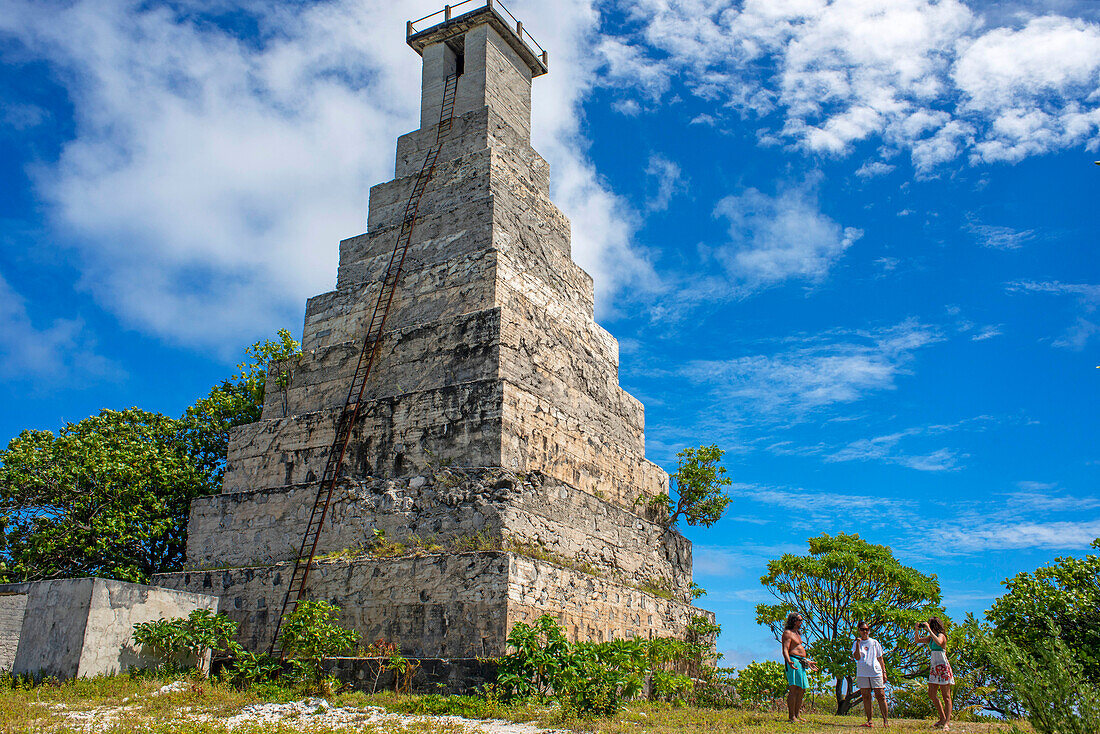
[852,638,884,678]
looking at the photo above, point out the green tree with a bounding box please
[755,533,943,714]
[0,409,209,582]
[182,329,300,484]
[0,330,301,583]
[987,539,1100,684]
[651,445,732,527]
[982,622,1100,734]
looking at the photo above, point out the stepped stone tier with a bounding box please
[154,3,713,661]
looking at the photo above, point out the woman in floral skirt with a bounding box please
[915,617,954,729]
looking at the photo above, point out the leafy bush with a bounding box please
[497,614,573,701]
[223,649,282,688]
[733,660,786,708]
[559,652,629,718]
[497,614,725,718]
[983,624,1100,734]
[650,669,693,704]
[278,600,359,693]
[132,609,238,675]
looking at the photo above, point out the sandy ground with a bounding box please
[42,683,570,733]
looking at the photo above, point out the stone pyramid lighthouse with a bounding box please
[155,2,712,666]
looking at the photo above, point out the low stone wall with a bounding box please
[0,578,217,679]
[320,657,497,695]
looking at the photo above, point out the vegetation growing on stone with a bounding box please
[648,444,733,528]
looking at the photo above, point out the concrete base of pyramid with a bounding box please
[152,552,712,659]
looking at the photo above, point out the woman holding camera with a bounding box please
[915,617,954,729]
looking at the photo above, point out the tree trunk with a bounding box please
[836,676,859,715]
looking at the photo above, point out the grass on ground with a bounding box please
[0,673,1026,734]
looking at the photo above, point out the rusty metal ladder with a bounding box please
[268,72,459,656]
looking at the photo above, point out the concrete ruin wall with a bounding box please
[0,592,28,670]
[0,578,217,679]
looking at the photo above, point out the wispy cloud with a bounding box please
[0,272,122,385]
[933,519,1100,553]
[680,319,942,418]
[827,435,962,472]
[1006,280,1100,349]
[965,220,1036,250]
[644,154,685,212]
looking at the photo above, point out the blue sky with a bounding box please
[1,0,1098,665]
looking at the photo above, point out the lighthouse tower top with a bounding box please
[406,2,548,137]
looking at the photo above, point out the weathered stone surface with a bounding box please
[0,579,217,679]
[168,11,714,664]
[153,552,710,656]
[186,469,691,593]
[0,591,28,670]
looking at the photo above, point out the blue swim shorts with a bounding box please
[786,658,808,689]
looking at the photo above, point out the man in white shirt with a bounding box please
[852,622,889,728]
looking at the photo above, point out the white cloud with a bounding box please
[0,273,122,384]
[855,161,896,178]
[599,0,1100,171]
[964,219,1035,249]
[712,183,862,294]
[727,483,916,523]
[954,16,1100,164]
[970,325,1003,341]
[1006,280,1100,349]
[1,0,654,351]
[644,154,685,212]
[827,433,961,471]
[681,319,941,416]
[932,519,1100,553]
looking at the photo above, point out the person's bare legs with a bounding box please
[861,687,873,725]
[874,688,889,727]
[792,688,805,721]
[928,683,946,727]
[939,685,953,729]
[787,685,803,722]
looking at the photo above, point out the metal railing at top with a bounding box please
[407,0,548,67]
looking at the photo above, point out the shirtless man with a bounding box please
[781,611,818,722]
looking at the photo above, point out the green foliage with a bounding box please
[982,622,1100,734]
[497,614,722,718]
[223,649,282,688]
[181,329,300,485]
[0,409,211,583]
[278,600,359,692]
[0,330,300,584]
[497,613,573,700]
[755,533,944,714]
[132,609,238,675]
[649,445,732,528]
[987,538,1100,684]
[733,660,786,708]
